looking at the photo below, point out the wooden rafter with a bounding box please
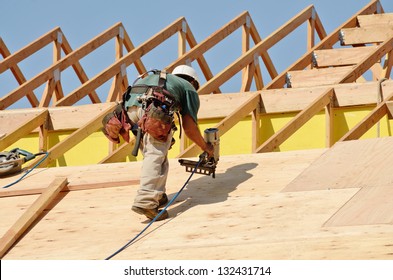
[165,12,253,93]
[99,140,135,164]
[340,36,393,83]
[0,109,48,151]
[55,17,187,106]
[339,81,393,141]
[0,23,124,109]
[256,88,335,153]
[266,0,381,89]
[176,92,261,158]
[197,5,324,95]
[0,38,39,107]
[27,104,117,168]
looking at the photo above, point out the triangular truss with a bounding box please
[1,0,392,167]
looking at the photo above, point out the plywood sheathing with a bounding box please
[2,146,393,260]
[285,137,393,228]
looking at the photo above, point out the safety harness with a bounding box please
[102,70,180,154]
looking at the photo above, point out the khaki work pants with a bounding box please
[128,106,172,209]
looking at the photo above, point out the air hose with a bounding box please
[105,155,204,260]
[1,151,50,189]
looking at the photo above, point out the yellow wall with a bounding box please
[6,106,393,167]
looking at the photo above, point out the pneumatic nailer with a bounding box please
[178,128,219,178]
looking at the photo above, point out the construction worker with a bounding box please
[126,65,214,221]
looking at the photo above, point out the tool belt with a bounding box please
[137,86,177,142]
[101,70,179,145]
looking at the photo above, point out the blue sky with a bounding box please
[1,0,392,108]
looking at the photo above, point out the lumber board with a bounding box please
[340,26,393,45]
[55,18,185,106]
[339,82,393,141]
[60,35,101,104]
[177,92,260,158]
[198,5,315,94]
[166,12,251,82]
[340,35,393,83]
[313,46,378,67]
[266,0,380,89]
[0,23,122,110]
[0,177,68,258]
[0,38,39,107]
[30,103,117,167]
[99,140,135,164]
[0,161,142,198]
[386,100,393,118]
[287,66,355,88]
[256,88,334,153]
[324,185,393,227]
[0,27,60,74]
[0,109,48,151]
[0,179,139,198]
[0,108,47,133]
[2,81,393,131]
[47,103,115,130]
[357,13,393,28]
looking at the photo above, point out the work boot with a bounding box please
[131,206,168,221]
[159,193,168,208]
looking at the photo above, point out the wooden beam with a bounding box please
[0,109,48,151]
[357,13,393,28]
[0,23,122,110]
[122,26,147,75]
[325,101,335,147]
[198,5,316,95]
[0,179,139,198]
[177,92,260,158]
[256,88,334,153]
[266,0,380,89]
[339,103,388,141]
[0,177,68,258]
[0,38,39,107]
[165,12,255,94]
[55,18,185,106]
[340,36,393,83]
[0,27,60,74]
[60,31,101,104]
[313,46,378,67]
[340,27,393,45]
[287,66,355,88]
[99,140,135,164]
[27,103,117,167]
[339,82,393,141]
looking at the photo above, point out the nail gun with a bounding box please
[178,128,219,178]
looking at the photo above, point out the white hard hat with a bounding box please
[172,65,200,86]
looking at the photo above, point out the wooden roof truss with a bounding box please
[1,0,392,164]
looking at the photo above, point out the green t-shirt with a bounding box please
[124,73,200,123]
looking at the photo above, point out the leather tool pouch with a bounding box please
[101,104,131,143]
[138,97,174,142]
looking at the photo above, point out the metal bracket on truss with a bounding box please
[311,52,318,67]
[285,73,292,88]
[339,30,345,45]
